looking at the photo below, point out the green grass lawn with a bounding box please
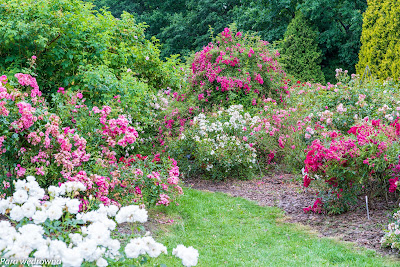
[142,188,400,267]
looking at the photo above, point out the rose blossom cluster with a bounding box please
[190,26,286,110]
[302,119,400,212]
[0,176,198,266]
[0,74,182,208]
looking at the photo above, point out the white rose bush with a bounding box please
[169,105,260,180]
[0,176,198,266]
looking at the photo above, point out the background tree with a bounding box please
[89,0,367,82]
[231,0,299,42]
[357,0,400,80]
[299,0,367,81]
[279,11,325,83]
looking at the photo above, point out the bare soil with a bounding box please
[183,172,400,258]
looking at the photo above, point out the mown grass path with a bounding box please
[149,188,399,266]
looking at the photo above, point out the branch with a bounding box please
[37,33,62,58]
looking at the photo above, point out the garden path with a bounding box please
[184,173,398,257]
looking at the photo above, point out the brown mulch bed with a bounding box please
[183,172,400,258]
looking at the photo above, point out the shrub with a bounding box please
[279,11,325,83]
[0,176,198,266]
[303,120,400,214]
[169,105,260,180]
[357,0,400,80]
[188,25,287,112]
[0,73,183,207]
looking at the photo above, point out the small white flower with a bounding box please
[96,257,108,267]
[10,205,25,221]
[13,189,28,204]
[61,247,83,267]
[21,202,36,218]
[26,176,36,182]
[14,179,27,191]
[172,245,199,267]
[0,198,11,213]
[66,199,80,214]
[69,233,83,246]
[46,204,63,220]
[32,210,48,224]
[125,239,145,258]
[48,186,61,197]
[106,205,119,217]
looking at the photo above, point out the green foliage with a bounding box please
[299,0,367,81]
[156,0,242,58]
[0,0,183,98]
[357,0,400,80]
[279,11,325,83]
[232,0,299,42]
[88,0,366,82]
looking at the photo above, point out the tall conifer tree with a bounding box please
[279,11,325,83]
[357,0,400,80]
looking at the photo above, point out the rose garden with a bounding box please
[1,0,400,266]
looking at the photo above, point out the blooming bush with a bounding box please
[169,105,259,180]
[116,154,184,207]
[381,210,400,251]
[0,73,182,207]
[0,176,198,266]
[189,25,287,111]
[303,119,400,214]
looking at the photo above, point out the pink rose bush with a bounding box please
[189,26,287,111]
[303,119,400,214]
[0,73,183,208]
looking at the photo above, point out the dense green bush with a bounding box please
[357,0,400,80]
[279,12,325,83]
[0,0,183,99]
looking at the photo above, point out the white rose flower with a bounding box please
[86,222,110,246]
[66,199,80,214]
[21,202,36,218]
[46,204,63,220]
[61,247,83,267]
[26,176,36,182]
[13,189,28,204]
[77,239,97,261]
[34,245,51,259]
[69,233,83,246]
[48,239,67,259]
[96,257,108,267]
[125,238,145,258]
[172,245,199,267]
[106,205,119,217]
[14,179,27,191]
[29,187,45,199]
[10,205,25,221]
[107,239,120,253]
[32,210,48,224]
[48,185,61,197]
[0,198,11,213]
